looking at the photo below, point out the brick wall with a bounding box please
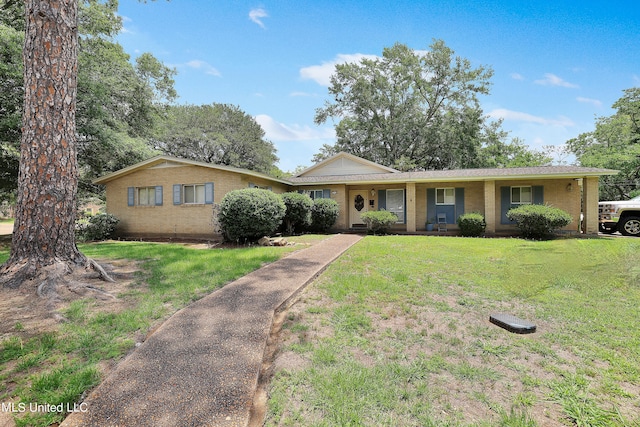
[106,164,288,238]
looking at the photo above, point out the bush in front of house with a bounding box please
[309,198,339,232]
[76,213,119,241]
[218,188,286,242]
[281,192,313,235]
[360,210,398,234]
[506,204,572,239]
[457,212,486,237]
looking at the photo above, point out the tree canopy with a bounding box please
[0,0,176,197]
[314,39,548,170]
[567,87,640,200]
[153,103,278,174]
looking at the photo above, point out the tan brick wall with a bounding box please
[105,164,288,237]
[104,163,590,237]
[492,179,582,233]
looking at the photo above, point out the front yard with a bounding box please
[0,236,320,427]
[0,235,638,426]
[266,236,640,427]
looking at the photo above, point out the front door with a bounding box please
[349,190,368,227]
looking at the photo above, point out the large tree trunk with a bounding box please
[0,0,90,291]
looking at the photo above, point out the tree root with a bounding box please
[1,257,117,303]
[86,258,115,283]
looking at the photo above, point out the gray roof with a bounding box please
[288,165,618,185]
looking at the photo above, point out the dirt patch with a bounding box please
[0,259,139,341]
[264,283,595,426]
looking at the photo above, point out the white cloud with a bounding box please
[249,8,268,29]
[186,60,221,77]
[633,74,640,85]
[534,73,579,88]
[488,108,575,127]
[510,73,525,81]
[300,53,379,86]
[255,114,335,141]
[576,97,602,107]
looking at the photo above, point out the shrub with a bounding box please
[506,204,572,239]
[310,198,339,232]
[281,192,313,235]
[457,212,486,237]
[218,188,285,242]
[360,210,398,234]
[76,213,119,241]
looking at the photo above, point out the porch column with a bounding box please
[484,180,496,234]
[582,177,599,234]
[406,182,416,232]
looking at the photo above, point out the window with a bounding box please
[386,189,405,224]
[436,188,455,205]
[308,190,324,200]
[511,186,532,205]
[184,184,205,204]
[137,187,156,206]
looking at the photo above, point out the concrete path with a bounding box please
[61,234,362,427]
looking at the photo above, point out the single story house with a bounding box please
[93,152,617,238]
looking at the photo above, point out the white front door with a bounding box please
[349,190,368,227]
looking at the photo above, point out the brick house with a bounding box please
[93,152,617,238]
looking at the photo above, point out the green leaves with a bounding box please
[315,39,543,171]
[568,87,640,200]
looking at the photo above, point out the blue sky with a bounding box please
[116,0,640,172]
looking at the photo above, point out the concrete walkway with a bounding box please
[61,234,363,427]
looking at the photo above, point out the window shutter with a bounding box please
[455,188,465,220]
[323,189,331,199]
[500,186,513,224]
[173,184,182,205]
[205,182,214,204]
[426,188,436,221]
[378,190,386,210]
[532,186,544,205]
[155,186,163,206]
[127,187,134,207]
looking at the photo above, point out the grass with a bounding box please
[0,237,317,426]
[265,236,640,427]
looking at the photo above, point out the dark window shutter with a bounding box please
[532,186,544,205]
[173,184,182,205]
[155,186,163,206]
[455,188,465,220]
[500,186,513,224]
[323,189,331,199]
[127,187,134,206]
[205,182,214,204]
[378,190,386,210]
[426,188,436,222]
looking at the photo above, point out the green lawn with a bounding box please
[266,236,640,427]
[0,238,316,427]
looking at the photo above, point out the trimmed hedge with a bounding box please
[281,192,313,235]
[218,188,285,242]
[310,198,339,232]
[457,212,486,237]
[360,210,398,234]
[506,204,572,239]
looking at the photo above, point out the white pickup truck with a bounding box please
[598,195,640,236]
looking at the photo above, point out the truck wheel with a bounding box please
[619,216,640,236]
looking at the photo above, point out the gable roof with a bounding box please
[92,155,291,185]
[295,152,399,177]
[94,153,618,187]
[288,165,618,185]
